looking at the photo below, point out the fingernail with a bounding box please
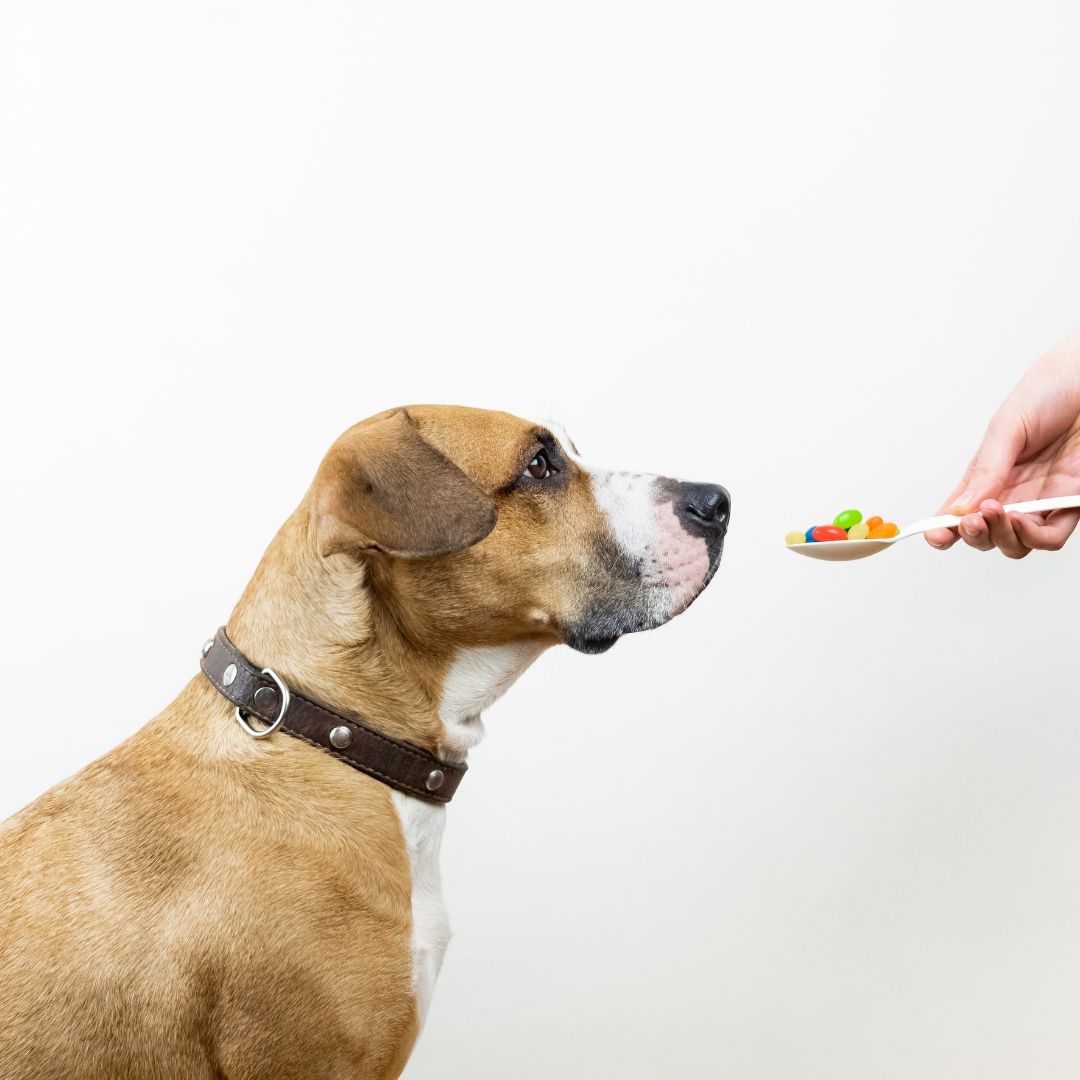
[951,491,975,512]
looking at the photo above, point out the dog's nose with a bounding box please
[678,483,730,530]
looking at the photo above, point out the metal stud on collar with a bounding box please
[329,725,353,749]
[236,668,290,740]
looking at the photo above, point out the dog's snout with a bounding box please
[677,482,730,530]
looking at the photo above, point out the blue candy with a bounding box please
[804,527,817,543]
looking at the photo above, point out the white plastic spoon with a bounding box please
[787,494,1080,562]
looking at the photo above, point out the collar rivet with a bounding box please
[425,769,445,792]
[222,664,237,687]
[253,686,278,711]
[329,725,353,749]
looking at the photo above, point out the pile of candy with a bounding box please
[785,509,898,545]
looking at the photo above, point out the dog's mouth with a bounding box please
[562,629,623,655]
[561,538,725,655]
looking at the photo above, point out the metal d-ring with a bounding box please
[236,667,291,740]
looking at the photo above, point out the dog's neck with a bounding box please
[225,512,546,763]
[436,641,547,762]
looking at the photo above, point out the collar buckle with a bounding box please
[236,667,291,740]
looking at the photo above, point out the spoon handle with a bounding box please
[900,494,1080,538]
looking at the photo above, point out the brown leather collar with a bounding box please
[200,628,465,803]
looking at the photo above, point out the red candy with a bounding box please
[811,525,847,542]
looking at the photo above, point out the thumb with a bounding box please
[949,418,1023,513]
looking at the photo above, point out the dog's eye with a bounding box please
[524,450,556,480]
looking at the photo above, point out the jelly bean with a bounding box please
[867,522,899,539]
[833,509,862,530]
[788,509,900,546]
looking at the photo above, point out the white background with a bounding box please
[3,3,1080,1077]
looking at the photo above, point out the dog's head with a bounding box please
[314,406,729,654]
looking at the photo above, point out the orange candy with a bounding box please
[865,515,883,531]
[867,521,898,539]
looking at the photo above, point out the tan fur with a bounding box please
[0,406,622,1079]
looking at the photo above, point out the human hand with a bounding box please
[925,329,1080,557]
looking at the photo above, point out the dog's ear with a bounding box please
[315,409,498,559]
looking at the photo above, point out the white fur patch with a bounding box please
[391,642,545,1029]
[589,469,662,560]
[389,791,449,1034]
[437,642,545,762]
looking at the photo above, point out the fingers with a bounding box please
[945,501,1080,557]
[978,500,1030,559]
[1011,508,1080,552]
[947,418,1025,514]
[925,477,974,549]
[926,412,1026,552]
[956,510,994,551]
[924,526,959,549]
[951,501,1024,556]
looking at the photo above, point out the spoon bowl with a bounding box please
[789,538,894,561]
[786,495,1080,561]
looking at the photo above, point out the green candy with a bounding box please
[833,508,862,530]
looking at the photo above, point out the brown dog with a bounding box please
[0,406,728,1079]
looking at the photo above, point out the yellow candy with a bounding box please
[785,530,805,545]
[847,521,870,540]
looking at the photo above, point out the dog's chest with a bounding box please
[390,643,544,1026]
[389,791,449,1032]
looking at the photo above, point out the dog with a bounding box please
[0,405,729,1079]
